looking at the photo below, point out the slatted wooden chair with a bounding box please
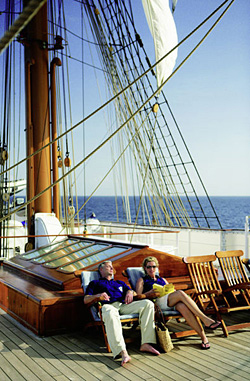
[242,258,250,274]
[183,254,250,337]
[215,250,250,305]
[123,267,200,339]
[81,270,139,353]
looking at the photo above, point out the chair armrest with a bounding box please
[84,295,102,307]
[84,299,98,308]
[134,291,160,300]
[185,288,195,295]
[84,302,102,322]
[195,290,222,296]
[133,294,147,300]
[224,283,250,292]
[147,290,161,299]
[174,283,189,290]
[242,258,250,265]
[133,286,161,300]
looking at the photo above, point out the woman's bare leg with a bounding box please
[175,302,209,344]
[168,290,219,328]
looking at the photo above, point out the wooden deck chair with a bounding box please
[215,250,250,306]
[123,267,200,339]
[242,258,250,274]
[183,254,250,337]
[81,271,139,353]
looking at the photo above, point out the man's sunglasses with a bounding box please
[146,265,156,269]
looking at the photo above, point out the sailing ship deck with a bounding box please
[1,307,249,381]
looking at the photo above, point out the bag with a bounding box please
[155,305,174,353]
[155,322,174,353]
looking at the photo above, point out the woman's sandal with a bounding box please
[201,341,210,350]
[205,320,222,330]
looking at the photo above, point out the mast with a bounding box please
[50,57,61,219]
[24,1,52,243]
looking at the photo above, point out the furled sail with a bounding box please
[172,0,178,13]
[142,0,178,93]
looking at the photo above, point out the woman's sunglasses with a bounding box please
[146,265,156,269]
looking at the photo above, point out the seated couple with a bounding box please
[84,258,221,366]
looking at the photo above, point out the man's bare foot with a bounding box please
[121,350,131,366]
[140,343,160,355]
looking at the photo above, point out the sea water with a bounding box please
[75,196,250,230]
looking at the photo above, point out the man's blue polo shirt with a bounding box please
[86,277,131,304]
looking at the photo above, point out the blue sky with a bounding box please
[0,0,249,198]
[72,0,250,197]
[131,0,250,196]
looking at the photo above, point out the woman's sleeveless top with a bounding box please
[142,274,166,292]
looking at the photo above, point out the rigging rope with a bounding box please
[0,0,47,55]
[0,0,235,229]
[0,0,234,180]
[95,0,193,226]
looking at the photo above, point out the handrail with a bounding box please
[245,216,249,259]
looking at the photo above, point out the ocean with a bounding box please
[75,196,250,230]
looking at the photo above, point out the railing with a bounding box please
[97,220,250,258]
[245,216,249,259]
[1,217,250,260]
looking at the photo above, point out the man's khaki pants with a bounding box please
[101,299,156,357]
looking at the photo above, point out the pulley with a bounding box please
[57,150,62,167]
[2,193,9,202]
[152,103,159,113]
[0,148,8,165]
[68,205,75,215]
[25,242,34,252]
[64,157,71,167]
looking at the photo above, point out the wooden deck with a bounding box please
[0,307,250,381]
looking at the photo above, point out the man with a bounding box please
[84,261,160,366]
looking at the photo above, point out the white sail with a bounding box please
[142,0,178,92]
[172,0,178,13]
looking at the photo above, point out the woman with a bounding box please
[136,256,221,350]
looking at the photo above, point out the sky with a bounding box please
[131,0,250,197]
[0,0,249,198]
[70,0,250,197]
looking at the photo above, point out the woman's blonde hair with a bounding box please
[142,256,159,272]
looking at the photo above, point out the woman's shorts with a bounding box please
[155,294,176,310]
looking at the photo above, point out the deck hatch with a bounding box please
[58,245,131,273]
[19,239,75,260]
[43,242,110,268]
[33,240,93,264]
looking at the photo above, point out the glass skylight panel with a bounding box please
[20,239,71,260]
[33,240,92,264]
[59,246,129,273]
[43,243,110,268]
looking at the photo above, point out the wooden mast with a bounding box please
[24,2,52,244]
[50,57,61,219]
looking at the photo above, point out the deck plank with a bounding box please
[45,335,115,380]
[0,367,11,381]
[0,317,71,379]
[1,307,250,380]
[1,339,55,381]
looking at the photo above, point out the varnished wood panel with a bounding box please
[0,241,191,336]
[97,247,189,282]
